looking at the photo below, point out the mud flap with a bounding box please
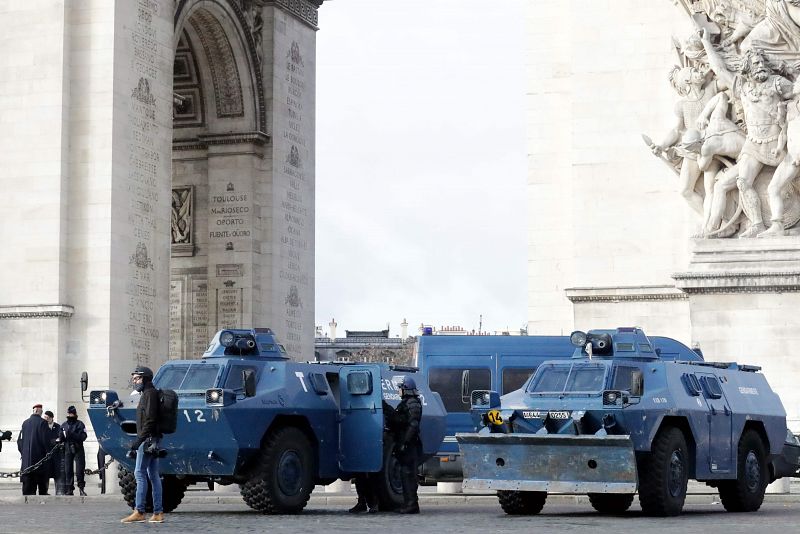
[457,433,638,493]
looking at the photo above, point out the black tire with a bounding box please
[375,434,404,511]
[588,493,634,514]
[718,430,768,512]
[497,490,547,515]
[637,426,689,516]
[117,466,187,513]
[239,427,315,514]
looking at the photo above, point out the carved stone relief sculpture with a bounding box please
[171,186,194,256]
[647,0,800,237]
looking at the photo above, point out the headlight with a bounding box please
[206,388,225,406]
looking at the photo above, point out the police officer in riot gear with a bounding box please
[121,366,165,524]
[61,405,88,496]
[388,377,422,514]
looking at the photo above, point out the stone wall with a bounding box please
[526,1,693,335]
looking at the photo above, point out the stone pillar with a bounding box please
[0,1,172,470]
[674,238,800,430]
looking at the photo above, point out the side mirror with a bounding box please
[630,369,644,397]
[80,371,89,401]
[243,369,256,398]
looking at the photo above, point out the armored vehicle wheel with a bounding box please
[718,430,768,512]
[239,427,314,514]
[588,493,634,514]
[637,426,688,516]
[375,435,404,511]
[117,466,187,513]
[497,490,547,515]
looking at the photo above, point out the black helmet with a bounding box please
[400,376,418,395]
[131,366,154,381]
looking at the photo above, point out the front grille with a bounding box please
[178,392,205,398]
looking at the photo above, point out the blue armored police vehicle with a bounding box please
[457,327,800,516]
[87,328,447,513]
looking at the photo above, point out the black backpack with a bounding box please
[158,389,178,434]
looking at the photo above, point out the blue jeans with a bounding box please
[134,441,162,513]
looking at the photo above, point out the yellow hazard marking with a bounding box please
[487,410,503,425]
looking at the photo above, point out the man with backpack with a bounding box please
[121,366,164,524]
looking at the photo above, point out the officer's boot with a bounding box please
[396,470,419,514]
[348,496,367,513]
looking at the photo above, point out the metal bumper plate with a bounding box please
[457,433,638,494]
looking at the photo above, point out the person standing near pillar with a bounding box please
[61,405,88,496]
[388,377,423,514]
[17,403,50,495]
[43,410,65,495]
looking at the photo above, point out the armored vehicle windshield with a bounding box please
[527,362,607,395]
[154,363,221,391]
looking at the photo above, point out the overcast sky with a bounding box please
[315,0,527,337]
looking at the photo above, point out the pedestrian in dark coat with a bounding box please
[43,410,65,494]
[17,403,50,495]
[61,405,88,496]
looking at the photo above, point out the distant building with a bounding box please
[314,318,414,365]
[418,324,528,336]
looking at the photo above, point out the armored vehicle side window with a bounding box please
[682,373,702,396]
[347,371,372,395]
[428,368,490,413]
[701,375,723,399]
[502,368,536,395]
[612,366,640,392]
[224,364,261,390]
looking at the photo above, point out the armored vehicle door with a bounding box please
[697,372,733,472]
[338,367,383,472]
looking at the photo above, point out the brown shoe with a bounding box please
[148,513,165,523]
[121,510,146,523]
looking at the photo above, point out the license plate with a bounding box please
[522,411,546,419]
[548,411,570,419]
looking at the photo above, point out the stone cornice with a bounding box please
[173,131,270,151]
[269,0,320,29]
[672,270,800,294]
[0,304,74,319]
[565,285,688,303]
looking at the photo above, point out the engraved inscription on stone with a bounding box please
[208,189,251,241]
[277,39,312,355]
[169,279,183,359]
[125,0,164,366]
[216,263,243,277]
[216,287,242,330]
[192,280,209,356]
